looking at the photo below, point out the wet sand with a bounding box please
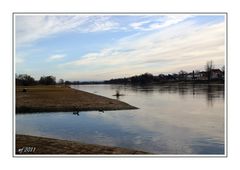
[16,135,147,154]
[16,85,137,113]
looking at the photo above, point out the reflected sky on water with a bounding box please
[16,83,224,154]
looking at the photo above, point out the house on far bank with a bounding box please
[186,72,193,80]
[211,69,223,80]
[187,71,207,80]
[186,69,223,81]
[198,71,208,80]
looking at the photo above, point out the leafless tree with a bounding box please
[179,70,187,80]
[205,60,213,81]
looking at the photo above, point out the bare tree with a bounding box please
[179,70,187,80]
[205,60,213,81]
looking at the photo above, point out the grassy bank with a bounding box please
[16,135,147,154]
[16,85,137,113]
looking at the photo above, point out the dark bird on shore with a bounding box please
[73,111,79,116]
[98,109,104,113]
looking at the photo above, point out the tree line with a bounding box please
[16,74,58,86]
[16,61,225,86]
[105,61,225,84]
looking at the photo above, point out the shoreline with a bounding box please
[16,85,138,113]
[15,85,144,154]
[16,135,148,154]
[97,81,224,85]
[71,79,224,85]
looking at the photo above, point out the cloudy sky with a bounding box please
[15,14,225,81]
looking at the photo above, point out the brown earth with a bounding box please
[15,135,147,154]
[16,85,137,113]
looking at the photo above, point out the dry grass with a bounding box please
[16,85,137,113]
[16,135,147,154]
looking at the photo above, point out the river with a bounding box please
[16,83,225,154]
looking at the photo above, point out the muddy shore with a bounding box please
[16,135,147,154]
[16,85,137,113]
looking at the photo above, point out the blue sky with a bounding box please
[15,14,225,81]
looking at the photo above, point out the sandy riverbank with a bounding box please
[15,135,147,154]
[16,85,137,113]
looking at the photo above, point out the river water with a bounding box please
[16,83,225,154]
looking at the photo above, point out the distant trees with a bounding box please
[131,73,154,84]
[16,74,35,86]
[105,65,224,85]
[16,74,58,86]
[39,76,56,85]
[16,74,59,86]
[64,81,71,85]
[16,60,225,86]
[221,65,225,75]
[58,79,64,84]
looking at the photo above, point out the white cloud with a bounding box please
[129,15,192,31]
[15,15,119,46]
[47,54,65,62]
[60,21,225,81]
[130,20,152,29]
[81,16,119,32]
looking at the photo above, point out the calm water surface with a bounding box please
[16,84,225,154]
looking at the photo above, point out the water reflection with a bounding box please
[107,83,224,106]
[16,83,225,154]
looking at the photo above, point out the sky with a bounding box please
[15,14,225,81]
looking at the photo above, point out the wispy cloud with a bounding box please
[80,16,119,32]
[129,15,192,31]
[15,15,119,46]
[47,54,65,62]
[15,15,191,47]
[61,20,225,80]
